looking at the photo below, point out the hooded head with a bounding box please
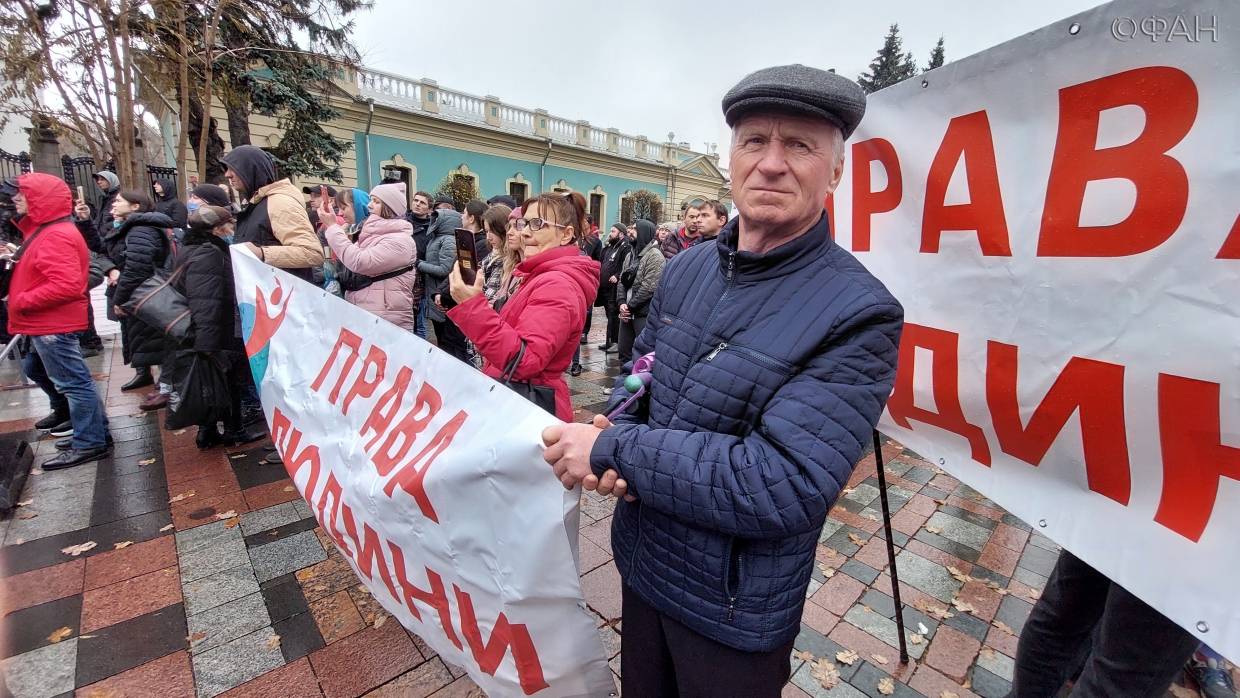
[16,173,73,226]
[94,170,119,194]
[153,178,177,201]
[429,208,462,236]
[632,219,656,254]
[221,145,276,196]
[350,188,371,226]
[369,182,408,218]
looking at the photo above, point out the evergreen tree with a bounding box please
[857,24,918,94]
[925,37,946,72]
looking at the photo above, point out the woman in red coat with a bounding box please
[447,192,599,421]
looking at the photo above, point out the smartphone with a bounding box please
[75,186,85,204]
[454,228,478,285]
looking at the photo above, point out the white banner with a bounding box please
[831,0,1240,661]
[231,249,615,697]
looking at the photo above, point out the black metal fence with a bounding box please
[0,149,31,182]
[61,155,108,213]
[146,165,178,200]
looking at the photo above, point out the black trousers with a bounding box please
[621,585,794,697]
[616,315,647,366]
[1008,550,1199,698]
[431,318,471,364]
[603,297,621,346]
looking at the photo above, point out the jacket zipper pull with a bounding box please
[706,342,728,361]
[727,598,735,621]
[726,252,736,280]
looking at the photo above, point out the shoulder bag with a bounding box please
[501,340,557,416]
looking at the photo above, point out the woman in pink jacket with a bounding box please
[320,183,418,330]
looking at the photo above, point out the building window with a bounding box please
[508,181,528,203]
[551,178,572,194]
[587,186,607,228]
[619,195,634,226]
[378,155,417,205]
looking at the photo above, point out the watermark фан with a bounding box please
[1112,14,1219,42]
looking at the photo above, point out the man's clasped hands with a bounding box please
[541,415,636,501]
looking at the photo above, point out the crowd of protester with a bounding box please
[0,59,1232,698]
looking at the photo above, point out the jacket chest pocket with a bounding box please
[675,341,795,433]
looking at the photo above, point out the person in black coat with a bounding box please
[153,178,188,229]
[407,191,433,339]
[106,191,172,391]
[175,206,265,449]
[596,223,631,353]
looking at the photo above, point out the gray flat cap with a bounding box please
[722,64,867,138]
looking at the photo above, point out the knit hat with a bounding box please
[93,170,120,193]
[508,206,522,221]
[611,222,628,236]
[434,194,457,209]
[192,184,231,207]
[188,205,234,232]
[487,194,518,209]
[369,182,408,217]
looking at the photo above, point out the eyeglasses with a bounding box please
[514,217,569,232]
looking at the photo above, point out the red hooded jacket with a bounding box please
[8,173,90,336]
[448,245,600,421]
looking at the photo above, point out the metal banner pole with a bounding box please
[873,429,910,664]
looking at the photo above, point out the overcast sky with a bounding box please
[353,0,1107,168]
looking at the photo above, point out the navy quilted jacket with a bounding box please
[590,213,903,652]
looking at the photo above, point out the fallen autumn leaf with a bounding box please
[265,634,282,649]
[159,523,175,532]
[909,633,925,645]
[168,491,196,503]
[15,498,32,507]
[113,541,133,550]
[61,541,97,556]
[877,677,896,695]
[214,510,238,520]
[925,525,943,534]
[138,458,156,466]
[810,658,839,689]
[835,649,859,665]
[871,653,889,665]
[47,626,73,643]
[224,518,240,529]
[795,650,815,662]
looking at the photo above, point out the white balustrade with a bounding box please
[355,67,703,163]
[437,89,486,124]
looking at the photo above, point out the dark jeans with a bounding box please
[617,315,647,366]
[432,318,471,364]
[621,585,794,697]
[414,296,428,339]
[1008,550,1199,698]
[79,291,101,346]
[571,308,594,366]
[23,333,110,449]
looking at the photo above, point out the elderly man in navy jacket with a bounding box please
[544,65,904,696]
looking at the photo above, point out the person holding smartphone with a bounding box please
[446,192,599,420]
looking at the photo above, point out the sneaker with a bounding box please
[1189,655,1237,698]
[42,445,110,470]
[48,421,74,438]
[568,363,584,377]
[596,342,610,350]
[35,412,70,430]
